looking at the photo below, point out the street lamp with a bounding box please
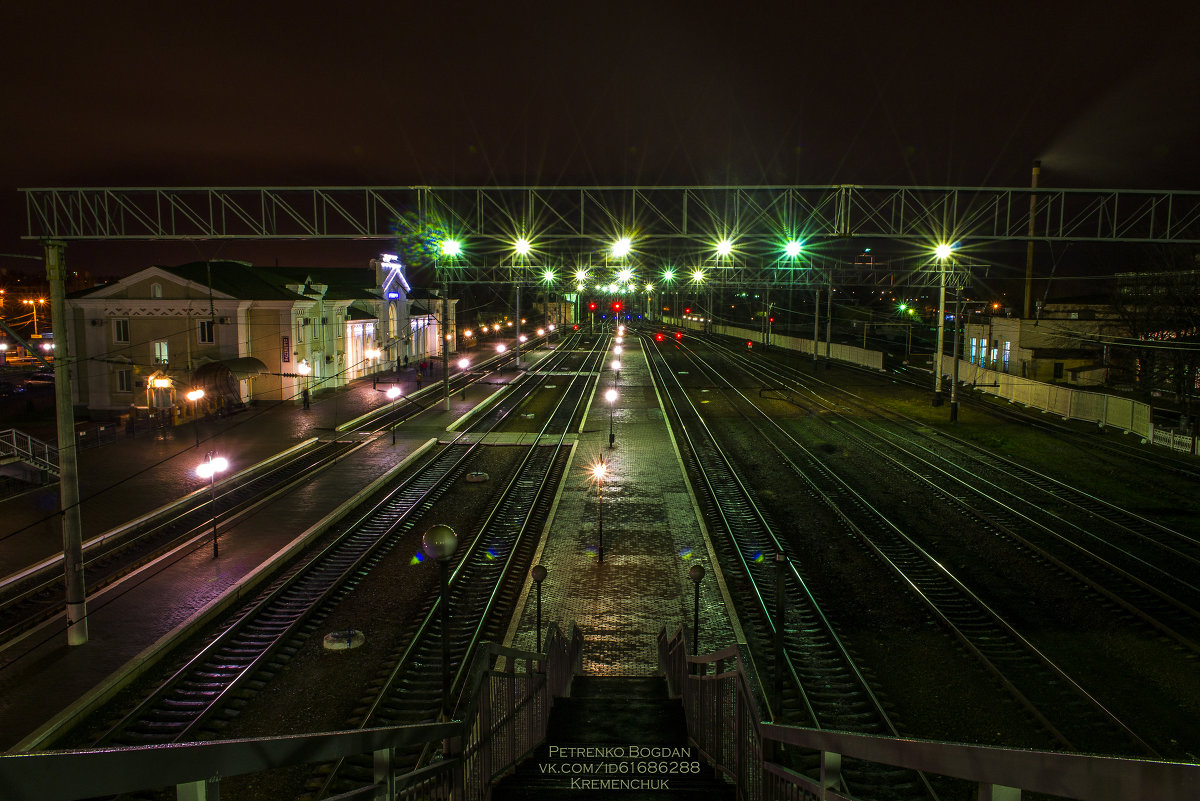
[195,451,229,558]
[186,388,205,447]
[365,348,381,388]
[22,298,45,337]
[532,564,548,653]
[606,388,617,448]
[933,244,952,406]
[611,358,621,382]
[386,385,401,444]
[688,564,705,658]
[297,360,312,409]
[591,461,607,562]
[422,524,459,719]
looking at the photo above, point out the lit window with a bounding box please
[1003,342,1011,372]
[154,341,169,365]
[113,319,129,343]
[969,338,977,364]
[198,320,214,344]
[151,283,162,299]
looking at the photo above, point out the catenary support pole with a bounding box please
[443,281,451,411]
[825,280,832,369]
[934,263,947,404]
[950,288,963,422]
[46,241,88,646]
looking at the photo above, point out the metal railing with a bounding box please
[0,428,58,474]
[0,623,584,801]
[657,625,1200,801]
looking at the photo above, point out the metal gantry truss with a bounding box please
[21,185,1200,287]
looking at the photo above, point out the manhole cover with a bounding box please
[466,471,490,483]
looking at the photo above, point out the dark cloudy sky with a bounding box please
[2,0,1199,275]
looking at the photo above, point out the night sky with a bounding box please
[2,0,1199,280]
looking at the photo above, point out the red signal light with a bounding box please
[612,301,623,312]
[588,302,597,311]
[684,307,691,314]
[655,332,664,341]
[573,324,580,330]
[674,332,683,340]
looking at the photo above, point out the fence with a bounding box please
[657,626,1199,801]
[0,623,584,801]
[669,317,1194,455]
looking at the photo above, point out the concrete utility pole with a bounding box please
[46,241,88,645]
[515,285,522,369]
[442,282,451,411]
[1023,160,1041,319]
[934,264,947,404]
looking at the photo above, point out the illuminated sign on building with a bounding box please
[381,253,411,298]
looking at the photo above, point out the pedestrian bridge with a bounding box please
[2,624,1195,801]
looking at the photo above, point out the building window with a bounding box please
[969,338,978,364]
[151,283,163,299]
[153,341,169,365]
[990,347,998,367]
[1053,362,1065,380]
[1003,342,1011,372]
[117,369,132,392]
[113,319,129,343]
[198,320,214,344]
[296,318,305,343]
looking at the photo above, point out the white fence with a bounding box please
[667,317,1193,455]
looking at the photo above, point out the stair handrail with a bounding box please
[0,624,584,801]
[657,625,1200,801]
[422,621,584,800]
[0,428,59,473]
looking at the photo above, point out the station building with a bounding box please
[63,256,455,420]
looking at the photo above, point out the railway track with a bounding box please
[643,336,936,801]
[309,341,607,797]
[670,332,1193,757]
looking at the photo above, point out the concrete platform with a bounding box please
[503,336,744,674]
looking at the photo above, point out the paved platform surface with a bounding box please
[504,337,742,674]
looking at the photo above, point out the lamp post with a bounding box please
[688,564,705,658]
[933,244,952,406]
[297,360,312,409]
[186,388,205,447]
[366,348,381,388]
[592,461,607,562]
[605,388,617,448]
[774,551,786,719]
[196,451,229,558]
[611,358,621,383]
[22,298,44,337]
[386,385,401,444]
[532,564,548,653]
[422,524,459,719]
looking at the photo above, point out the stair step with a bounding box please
[492,674,735,800]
